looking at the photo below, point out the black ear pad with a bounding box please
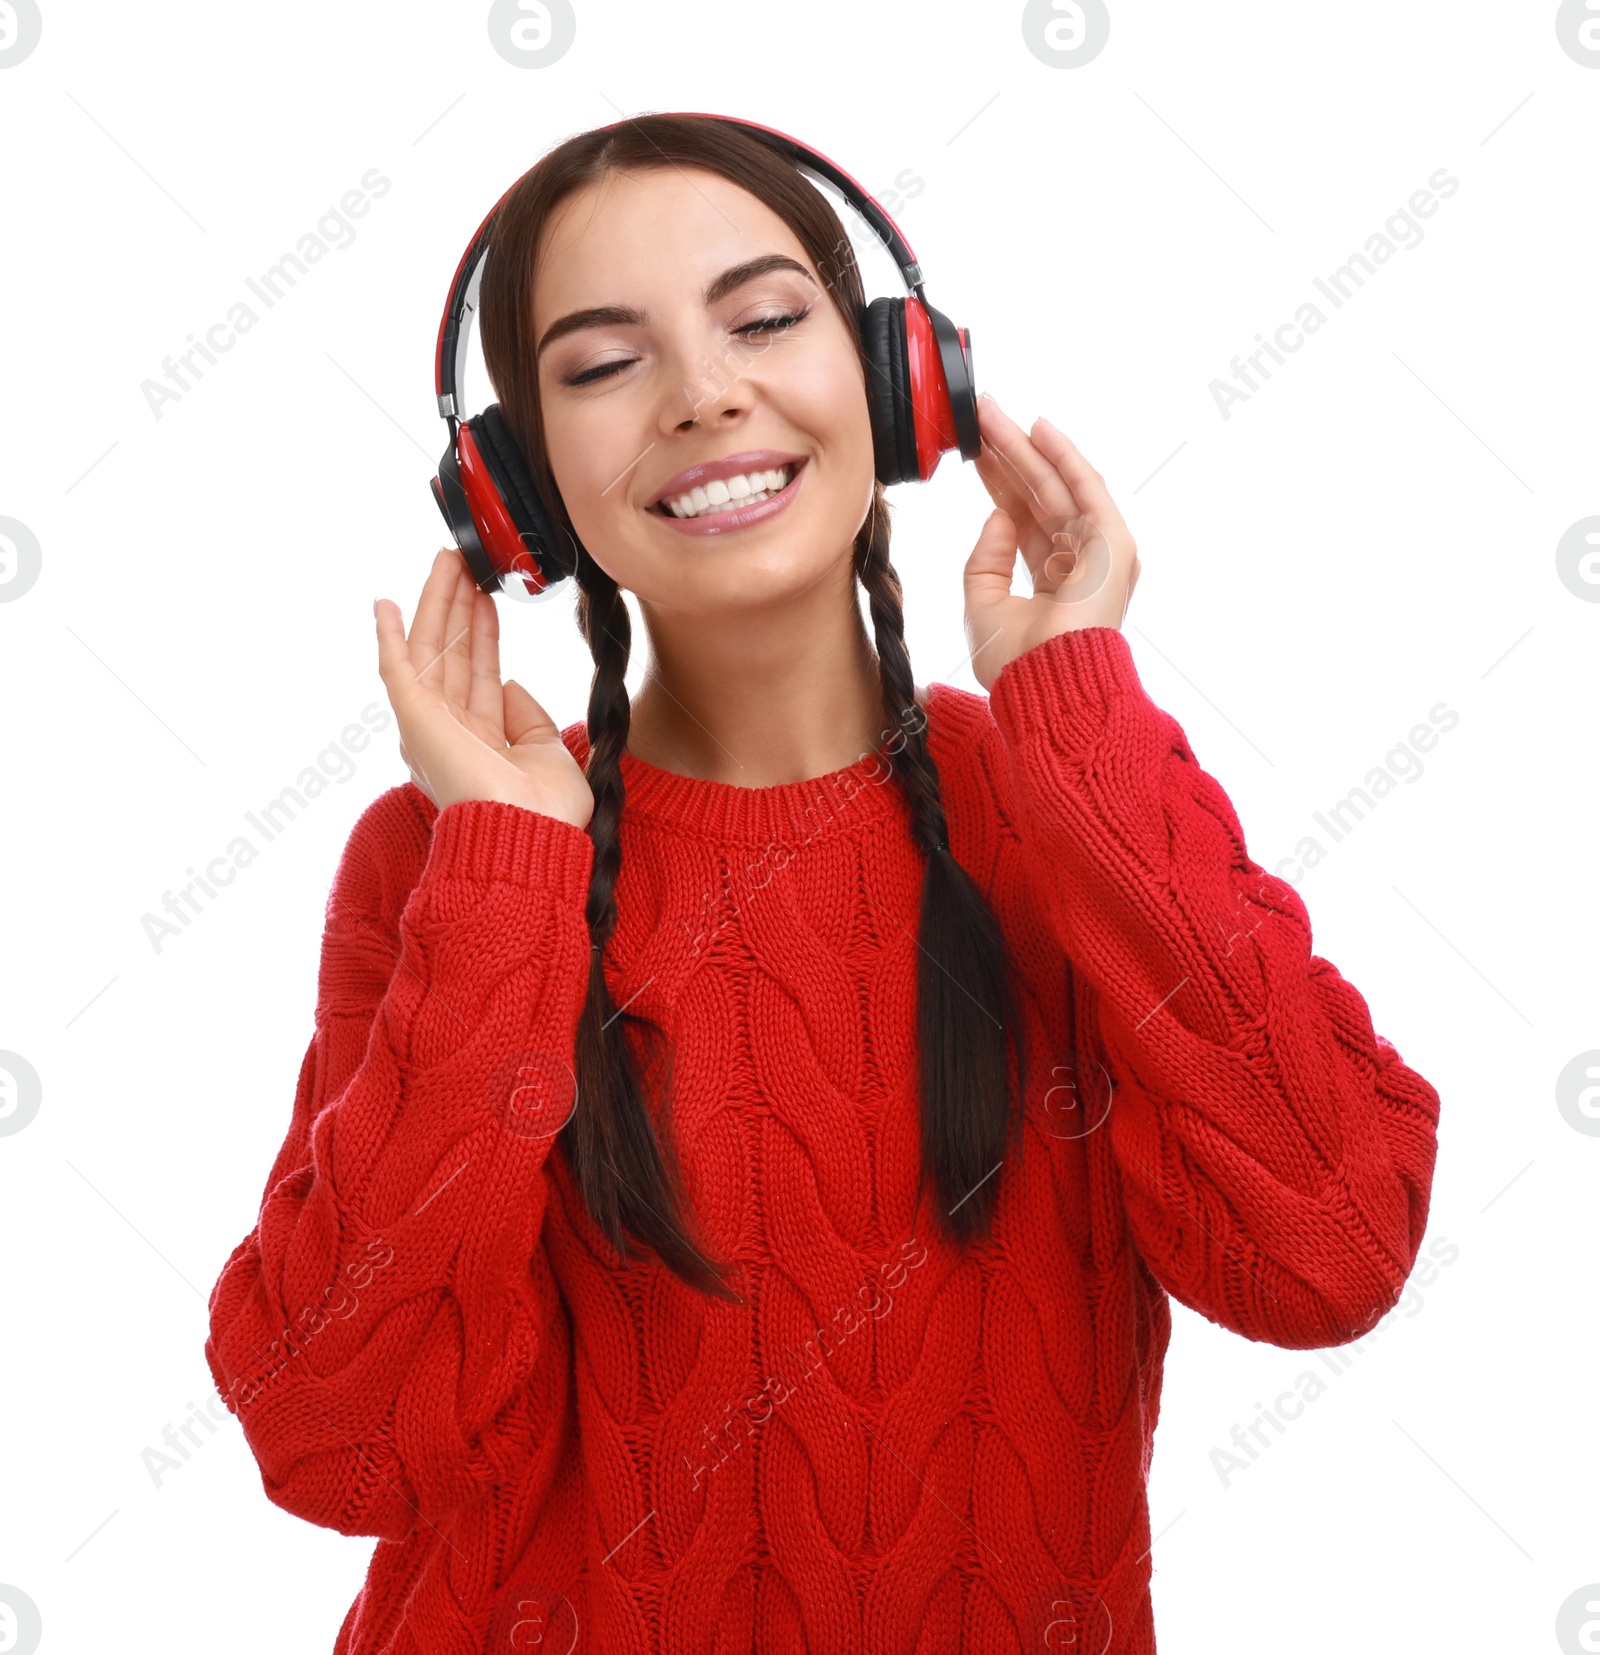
[860,297,920,486]
[471,403,574,580]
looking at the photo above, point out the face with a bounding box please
[530,166,877,616]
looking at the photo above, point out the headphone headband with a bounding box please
[435,114,927,420]
[434,184,516,421]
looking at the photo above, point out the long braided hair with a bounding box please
[479,115,1027,1305]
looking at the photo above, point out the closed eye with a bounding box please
[561,306,813,388]
[737,306,812,338]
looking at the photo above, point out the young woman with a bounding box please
[206,115,1442,1654]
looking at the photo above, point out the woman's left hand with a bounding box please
[962,392,1141,692]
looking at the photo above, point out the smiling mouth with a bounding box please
[652,461,802,518]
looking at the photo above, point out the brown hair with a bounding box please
[478,113,1026,1305]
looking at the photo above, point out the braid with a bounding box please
[575,563,630,948]
[855,486,1028,1242]
[560,548,742,1303]
[854,494,949,859]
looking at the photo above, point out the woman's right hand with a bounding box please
[375,548,594,829]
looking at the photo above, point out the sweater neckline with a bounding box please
[566,682,946,844]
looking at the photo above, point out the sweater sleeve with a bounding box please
[987,627,1441,1350]
[204,784,594,1539]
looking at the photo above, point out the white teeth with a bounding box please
[662,464,794,519]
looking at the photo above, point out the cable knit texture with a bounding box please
[205,626,1441,1654]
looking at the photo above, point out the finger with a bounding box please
[1031,417,1128,533]
[977,441,1078,588]
[408,547,467,687]
[976,423,1054,522]
[439,558,477,713]
[962,506,1023,617]
[375,597,416,696]
[973,440,1038,534]
[502,677,560,751]
[465,589,505,740]
[976,396,1078,528]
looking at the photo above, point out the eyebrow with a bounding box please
[535,254,818,360]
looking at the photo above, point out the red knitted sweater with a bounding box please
[205,626,1440,1654]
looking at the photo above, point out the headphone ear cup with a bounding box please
[861,297,920,486]
[470,403,573,585]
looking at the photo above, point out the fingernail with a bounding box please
[978,391,995,405]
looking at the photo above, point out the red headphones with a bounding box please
[431,113,980,597]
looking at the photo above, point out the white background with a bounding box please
[1,2,1596,1651]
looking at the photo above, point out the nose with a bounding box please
[657,317,760,436]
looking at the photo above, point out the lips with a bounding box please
[647,453,808,536]
[646,449,808,511]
